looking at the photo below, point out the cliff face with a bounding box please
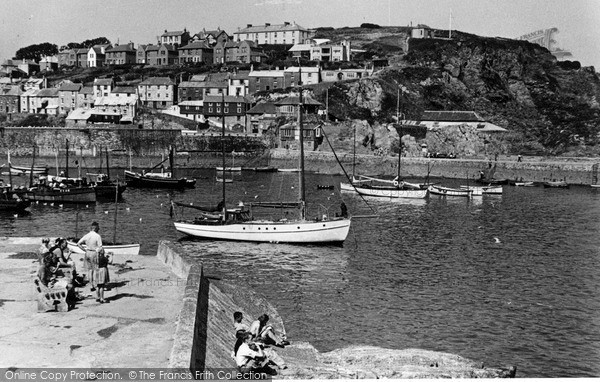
[317,31,600,155]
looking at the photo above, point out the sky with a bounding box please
[1,0,599,69]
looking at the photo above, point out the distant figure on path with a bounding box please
[77,221,103,291]
[517,155,523,162]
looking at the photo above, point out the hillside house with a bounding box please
[228,71,250,96]
[192,28,230,46]
[57,49,77,67]
[248,68,285,94]
[58,82,83,114]
[178,41,213,64]
[27,88,60,114]
[321,67,374,82]
[234,22,309,45]
[0,86,23,113]
[157,44,178,66]
[93,78,114,98]
[160,30,191,48]
[105,43,137,65]
[1,59,40,76]
[283,66,320,86]
[213,41,237,64]
[75,49,88,67]
[309,40,351,61]
[138,77,176,109]
[278,121,322,150]
[78,86,95,109]
[178,80,226,102]
[144,45,160,65]
[275,95,321,116]
[246,101,277,134]
[87,45,111,67]
[39,56,59,71]
[94,93,137,123]
[136,44,148,64]
[203,95,250,128]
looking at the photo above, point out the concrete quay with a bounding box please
[0,237,186,369]
[0,237,516,378]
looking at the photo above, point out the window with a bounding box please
[237,107,242,113]
[225,108,229,113]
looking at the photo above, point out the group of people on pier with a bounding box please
[233,311,291,375]
[36,221,111,310]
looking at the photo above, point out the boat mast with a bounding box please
[29,145,36,187]
[65,139,69,178]
[221,93,227,220]
[7,150,13,191]
[169,145,175,179]
[396,88,402,182]
[297,63,306,220]
[105,147,110,180]
[352,123,356,180]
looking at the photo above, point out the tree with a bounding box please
[81,37,111,48]
[15,42,58,62]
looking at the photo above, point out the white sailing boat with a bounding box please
[174,79,351,244]
[340,108,427,199]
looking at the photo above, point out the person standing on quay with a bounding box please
[77,221,103,291]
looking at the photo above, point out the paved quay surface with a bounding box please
[0,237,185,369]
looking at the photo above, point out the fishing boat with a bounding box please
[125,146,196,189]
[543,180,569,189]
[91,148,126,199]
[24,140,96,204]
[340,116,428,199]
[174,81,351,244]
[428,185,473,197]
[476,162,509,185]
[459,185,503,195]
[68,177,140,256]
[7,164,49,175]
[253,166,278,172]
[515,181,535,187]
[0,184,30,212]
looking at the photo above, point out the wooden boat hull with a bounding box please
[124,170,195,189]
[216,167,242,172]
[67,241,140,256]
[428,185,473,197]
[0,199,30,212]
[341,182,428,199]
[94,182,127,199]
[24,187,96,204]
[543,181,569,189]
[515,182,535,187]
[253,166,278,172]
[460,185,503,195]
[174,218,351,244]
[8,164,49,175]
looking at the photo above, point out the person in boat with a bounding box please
[77,221,103,291]
[95,248,110,304]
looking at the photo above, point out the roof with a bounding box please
[81,86,94,94]
[95,95,137,106]
[139,77,175,86]
[284,66,320,73]
[204,95,248,103]
[59,83,83,92]
[36,88,59,97]
[94,78,113,86]
[289,44,312,52]
[179,41,211,50]
[106,44,136,52]
[246,102,277,114]
[230,70,251,80]
[248,69,284,78]
[90,46,105,54]
[112,86,136,94]
[162,30,188,37]
[190,74,208,82]
[145,45,160,52]
[178,100,204,106]
[0,87,23,96]
[475,122,508,132]
[159,44,177,52]
[420,111,483,122]
[275,96,321,106]
[21,89,40,97]
[235,22,308,34]
[66,108,91,120]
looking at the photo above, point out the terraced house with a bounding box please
[233,22,309,45]
[105,43,137,65]
[137,77,175,109]
[58,82,83,114]
[160,29,191,48]
[178,41,213,64]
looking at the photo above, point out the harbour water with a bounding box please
[2,168,599,377]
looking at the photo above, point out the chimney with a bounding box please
[247,24,252,28]
[265,23,270,27]
[284,22,290,26]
